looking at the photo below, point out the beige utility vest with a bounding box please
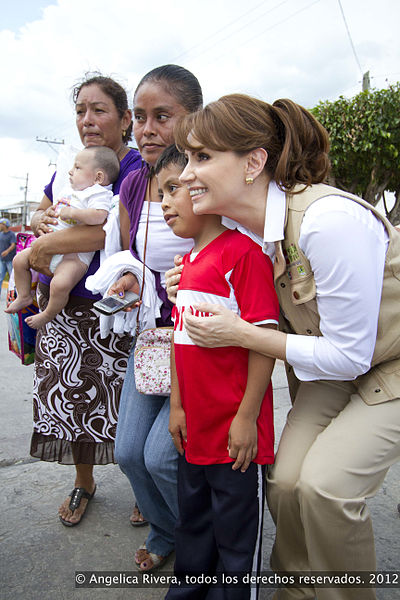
[273,183,400,405]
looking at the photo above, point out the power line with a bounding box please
[171,0,273,62]
[337,0,363,75]
[371,72,400,80]
[230,0,321,53]
[174,0,292,65]
[196,0,321,68]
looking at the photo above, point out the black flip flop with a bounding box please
[59,485,96,527]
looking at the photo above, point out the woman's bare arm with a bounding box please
[29,224,106,276]
[183,303,287,361]
[119,200,131,251]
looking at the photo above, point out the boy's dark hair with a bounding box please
[86,146,120,184]
[154,144,187,175]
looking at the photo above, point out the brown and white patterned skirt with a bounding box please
[30,283,132,465]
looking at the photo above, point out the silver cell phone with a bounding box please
[93,292,140,315]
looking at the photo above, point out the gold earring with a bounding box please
[245,177,254,185]
[122,129,126,137]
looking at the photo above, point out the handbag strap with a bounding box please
[135,178,152,336]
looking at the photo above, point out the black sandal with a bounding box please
[59,485,96,527]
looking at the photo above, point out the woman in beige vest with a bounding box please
[167,94,400,600]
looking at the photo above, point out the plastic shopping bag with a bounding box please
[5,232,39,365]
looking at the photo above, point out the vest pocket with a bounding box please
[354,360,400,405]
[290,273,316,305]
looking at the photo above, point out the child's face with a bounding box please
[69,150,98,191]
[159,164,205,239]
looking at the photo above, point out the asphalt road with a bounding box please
[0,284,399,600]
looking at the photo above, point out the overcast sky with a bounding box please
[1,0,399,209]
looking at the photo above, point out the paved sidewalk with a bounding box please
[0,287,399,599]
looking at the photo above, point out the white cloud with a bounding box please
[1,0,399,209]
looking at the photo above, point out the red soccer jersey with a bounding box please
[172,229,279,465]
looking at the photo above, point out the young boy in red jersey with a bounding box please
[155,145,279,599]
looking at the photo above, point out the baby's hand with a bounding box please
[59,206,73,220]
[58,205,79,225]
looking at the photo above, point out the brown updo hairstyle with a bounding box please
[174,93,331,192]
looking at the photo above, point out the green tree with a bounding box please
[311,84,400,224]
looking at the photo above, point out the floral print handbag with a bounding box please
[133,191,173,396]
[134,327,173,395]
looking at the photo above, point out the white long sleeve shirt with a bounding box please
[223,182,389,382]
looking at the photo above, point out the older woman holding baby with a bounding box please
[28,74,142,526]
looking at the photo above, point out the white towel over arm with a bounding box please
[101,198,122,262]
[86,250,163,338]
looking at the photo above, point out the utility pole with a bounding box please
[362,71,370,92]
[11,174,29,231]
[36,137,65,168]
[36,137,65,148]
[22,173,29,232]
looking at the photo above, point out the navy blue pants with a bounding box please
[166,454,266,600]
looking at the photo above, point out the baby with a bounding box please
[6,146,119,329]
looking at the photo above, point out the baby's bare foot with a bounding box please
[5,296,33,314]
[25,312,52,329]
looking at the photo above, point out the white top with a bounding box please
[224,182,389,382]
[136,201,193,287]
[53,183,113,231]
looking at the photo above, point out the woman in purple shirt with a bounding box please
[28,74,142,527]
[111,65,203,572]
